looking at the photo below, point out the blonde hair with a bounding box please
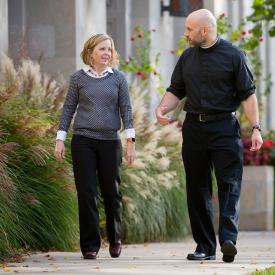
[80,33,119,68]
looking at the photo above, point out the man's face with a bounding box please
[184,18,205,47]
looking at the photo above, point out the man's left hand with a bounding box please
[250,130,263,151]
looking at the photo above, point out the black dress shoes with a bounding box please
[83,251,97,259]
[187,251,216,260]
[109,241,122,258]
[221,240,237,263]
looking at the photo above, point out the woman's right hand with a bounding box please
[54,140,65,160]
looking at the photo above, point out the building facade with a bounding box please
[0,0,274,129]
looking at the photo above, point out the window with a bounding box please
[169,0,203,17]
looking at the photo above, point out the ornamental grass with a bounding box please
[0,55,78,260]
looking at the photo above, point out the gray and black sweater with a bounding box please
[58,69,134,140]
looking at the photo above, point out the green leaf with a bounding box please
[268,26,275,36]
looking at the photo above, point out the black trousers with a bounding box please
[182,115,243,256]
[71,135,122,254]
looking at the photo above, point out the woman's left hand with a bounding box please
[125,141,136,165]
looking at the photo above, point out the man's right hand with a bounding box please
[155,106,171,125]
[54,140,65,160]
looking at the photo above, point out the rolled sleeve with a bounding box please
[125,128,135,138]
[166,56,186,100]
[56,130,67,141]
[234,51,256,101]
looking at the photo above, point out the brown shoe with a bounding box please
[109,241,122,258]
[83,251,97,259]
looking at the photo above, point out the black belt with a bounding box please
[186,112,235,122]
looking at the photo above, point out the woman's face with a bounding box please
[91,39,112,67]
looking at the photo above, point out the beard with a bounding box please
[188,40,202,47]
[187,34,206,47]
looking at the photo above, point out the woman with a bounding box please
[54,33,136,259]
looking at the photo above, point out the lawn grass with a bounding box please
[252,267,275,275]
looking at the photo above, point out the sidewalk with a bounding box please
[1,232,275,275]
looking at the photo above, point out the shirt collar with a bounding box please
[83,66,113,75]
[200,37,221,52]
[201,36,219,49]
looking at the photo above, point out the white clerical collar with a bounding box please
[201,37,219,49]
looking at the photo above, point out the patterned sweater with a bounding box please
[58,69,134,140]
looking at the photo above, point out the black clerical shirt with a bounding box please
[167,37,255,114]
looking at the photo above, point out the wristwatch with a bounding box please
[127,137,135,142]
[252,124,261,132]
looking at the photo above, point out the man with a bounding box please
[156,9,263,263]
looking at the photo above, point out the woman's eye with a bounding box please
[98,47,111,52]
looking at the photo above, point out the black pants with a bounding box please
[182,115,243,256]
[71,135,122,254]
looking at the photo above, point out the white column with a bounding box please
[212,0,227,17]
[203,0,214,12]
[230,0,241,29]
[0,0,8,54]
[268,36,275,129]
[258,24,268,129]
[242,1,271,129]
[129,0,181,115]
[75,0,106,69]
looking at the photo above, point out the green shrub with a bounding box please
[0,56,78,260]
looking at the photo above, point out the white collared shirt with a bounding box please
[83,66,114,78]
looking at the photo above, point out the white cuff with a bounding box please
[125,128,135,138]
[56,130,67,141]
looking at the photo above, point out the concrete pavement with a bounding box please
[1,231,275,275]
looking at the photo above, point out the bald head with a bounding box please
[187,9,217,29]
[185,9,218,47]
